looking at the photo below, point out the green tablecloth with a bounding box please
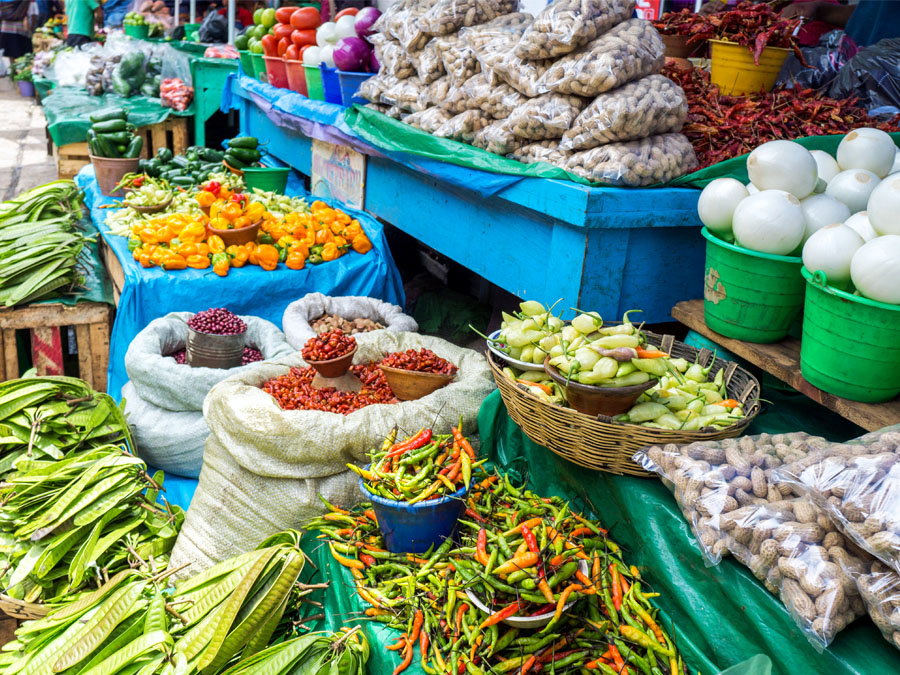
[43,86,194,147]
[33,76,54,100]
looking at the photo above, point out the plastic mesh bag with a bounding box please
[510,140,571,167]
[370,34,416,79]
[380,76,425,112]
[775,427,900,576]
[515,0,636,60]
[414,38,446,84]
[405,107,453,132]
[541,18,665,97]
[560,74,688,150]
[853,560,900,651]
[472,119,527,155]
[508,93,588,141]
[364,102,390,114]
[418,0,519,37]
[433,109,493,143]
[565,132,698,186]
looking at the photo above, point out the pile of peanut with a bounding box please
[310,314,385,336]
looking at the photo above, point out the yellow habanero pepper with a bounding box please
[352,234,372,254]
[207,235,226,254]
[321,242,339,262]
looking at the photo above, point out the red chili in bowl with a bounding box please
[261,363,396,413]
[301,329,356,362]
[380,348,458,375]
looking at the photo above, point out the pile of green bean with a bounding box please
[306,471,690,675]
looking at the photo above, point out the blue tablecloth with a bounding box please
[75,165,405,402]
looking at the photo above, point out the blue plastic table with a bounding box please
[75,166,405,402]
[226,74,705,323]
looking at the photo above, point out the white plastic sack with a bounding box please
[125,312,294,413]
[283,293,418,350]
[170,331,495,571]
[122,382,209,479]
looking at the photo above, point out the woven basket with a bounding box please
[489,332,761,476]
[0,595,48,621]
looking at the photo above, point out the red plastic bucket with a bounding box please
[264,56,289,89]
[285,59,308,96]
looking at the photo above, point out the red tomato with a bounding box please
[290,28,316,46]
[290,6,320,30]
[275,6,297,24]
[273,23,293,40]
[277,36,290,57]
[285,44,300,60]
[261,34,278,57]
[334,7,358,19]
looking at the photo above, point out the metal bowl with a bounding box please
[464,558,590,629]
[487,330,545,373]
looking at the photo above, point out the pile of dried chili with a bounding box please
[663,62,900,169]
[261,363,397,413]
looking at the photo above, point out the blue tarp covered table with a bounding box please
[74,165,405,403]
[224,72,706,324]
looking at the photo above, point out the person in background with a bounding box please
[64,0,100,45]
[215,0,251,28]
[0,0,34,59]
[781,0,900,47]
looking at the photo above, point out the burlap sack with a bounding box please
[125,312,294,412]
[170,331,495,572]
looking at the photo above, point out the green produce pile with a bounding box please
[220,627,370,675]
[124,11,148,25]
[139,145,228,187]
[0,530,308,674]
[223,136,261,171]
[88,109,143,159]
[0,181,89,307]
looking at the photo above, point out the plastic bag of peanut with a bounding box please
[433,110,493,144]
[462,12,534,84]
[417,76,454,110]
[510,140,572,168]
[508,93,589,141]
[437,34,480,86]
[566,132,698,186]
[775,426,900,577]
[540,19,665,97]
[358,73,388,104]
[418,0,519,37]
[852,559,900,651]
[404,107,453,133]
[472,119,527,156]
[363,102,390,114]
[385,106,405,120]
[560,74,688,151]
[515,0,636,60]
[388,0,438,52]
[451,73,525,119]
[715,497,869,648]
[380,76,425,112]
[413,39,446,84]
[370,35,415,80]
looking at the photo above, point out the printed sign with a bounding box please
[310,139,367,210]
[635,0,662,20]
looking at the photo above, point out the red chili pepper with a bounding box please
[475,528,490,567]
[359,553,375,567]
[610,563,623,611]
[479,601,520,629]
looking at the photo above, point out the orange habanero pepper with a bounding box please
[185,254,211,269]
[207,235,226,254]
[352,234,372,254]
[256,244,280,271]
[321,242,339,262]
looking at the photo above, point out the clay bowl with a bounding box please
[223,159,245,176]
[306,345,357,379]
[206,221,260,246]
[126,194,173,214]
[379,365,454,401]
[543,358,657,417]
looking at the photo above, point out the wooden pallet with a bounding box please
[0,302,112,392]
[672,299,900,432]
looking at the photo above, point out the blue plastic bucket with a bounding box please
[336,70,373,106]
[361,477,468,553]
[320,65,343,105]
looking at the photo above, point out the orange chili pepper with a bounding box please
[315,229,334,244]
[213,259,230,277]
[256,244,280,271]
[207,235,226,254]
[493,552,539,576]
[176,243,198,257]
[321,242,339,262]
[195,191,215,207]
[232,216,252,229]
[285,254,305,270]
[196,243,210,257]
[231,248,249,268]
[221,202,243,221]
[139,253,153,268]
[185,254,210,269]
[352,233,372,254]
[160,253,186,271]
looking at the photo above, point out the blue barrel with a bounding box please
[361,478,468,553]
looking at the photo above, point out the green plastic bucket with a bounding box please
[242,167,290,194]
[800,267,900,402]
[702,228,805,343]
[304,64,324,100]
[124,24,149,39]
[250,53,267,83]
[238,50,254,78]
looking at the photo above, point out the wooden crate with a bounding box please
[54,141,91,181]
[0,616,17,648]
[138,115,191,160]
[0,302,112,392]
[100,240,125,307]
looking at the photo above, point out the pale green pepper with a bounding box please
[615,402,669,424]
[616,362,637,378]
[519,300,546,316]
[632,357,669,378]
[593,334,640,349]
[592,356,619,379]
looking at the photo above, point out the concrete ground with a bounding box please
[0,77,58,200]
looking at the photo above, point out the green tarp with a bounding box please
[42,86,193,147]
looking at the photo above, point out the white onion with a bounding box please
[319,44,336,68]
[851,235,900,304]
[811,150,840,184]
[746,182,759,195]
[732,190,806,255]
[867,173,900,236]
[802,223,863,285]
[746,140,818,199]
[825,169,880,214]
[697,178,749,234]
[800,194,851,242]
[891,149,900,175]
[302,45,321,65]
[317,21,338,46]
[335,14,357,39]
[844,211,879,242]
[837,128,897,178]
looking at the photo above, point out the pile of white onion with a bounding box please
[697,129,900,305]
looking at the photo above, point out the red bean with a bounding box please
[187,308,247,336]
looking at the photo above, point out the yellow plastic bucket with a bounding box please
[710,39,791,95]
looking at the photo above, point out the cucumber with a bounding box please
[227,136,259,149]
[226,147,260,164]
[124,136,143,159]
[224,152,247,169]
[89,109,127,124]
[92,119,127,134]
[93,133,120,158]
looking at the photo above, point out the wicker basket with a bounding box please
[0,595,48,621]
[489,332,761,476]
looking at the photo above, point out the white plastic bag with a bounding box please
[853,560,900,651]
[282,293,418,351]
[515,0,636,60]
[124,312,294,412]
[565,133,698,186]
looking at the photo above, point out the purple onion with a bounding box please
[369,49,380,74]
[187,308,247,336]
[354,6,381,38]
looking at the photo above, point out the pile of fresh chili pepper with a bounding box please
[262,363,397,413]
[380,348,459,376]
[349,426,481,503]
[303,329,357,362]
[663,62,900,169]
[655,2,803,64]
[307,469,690,675]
